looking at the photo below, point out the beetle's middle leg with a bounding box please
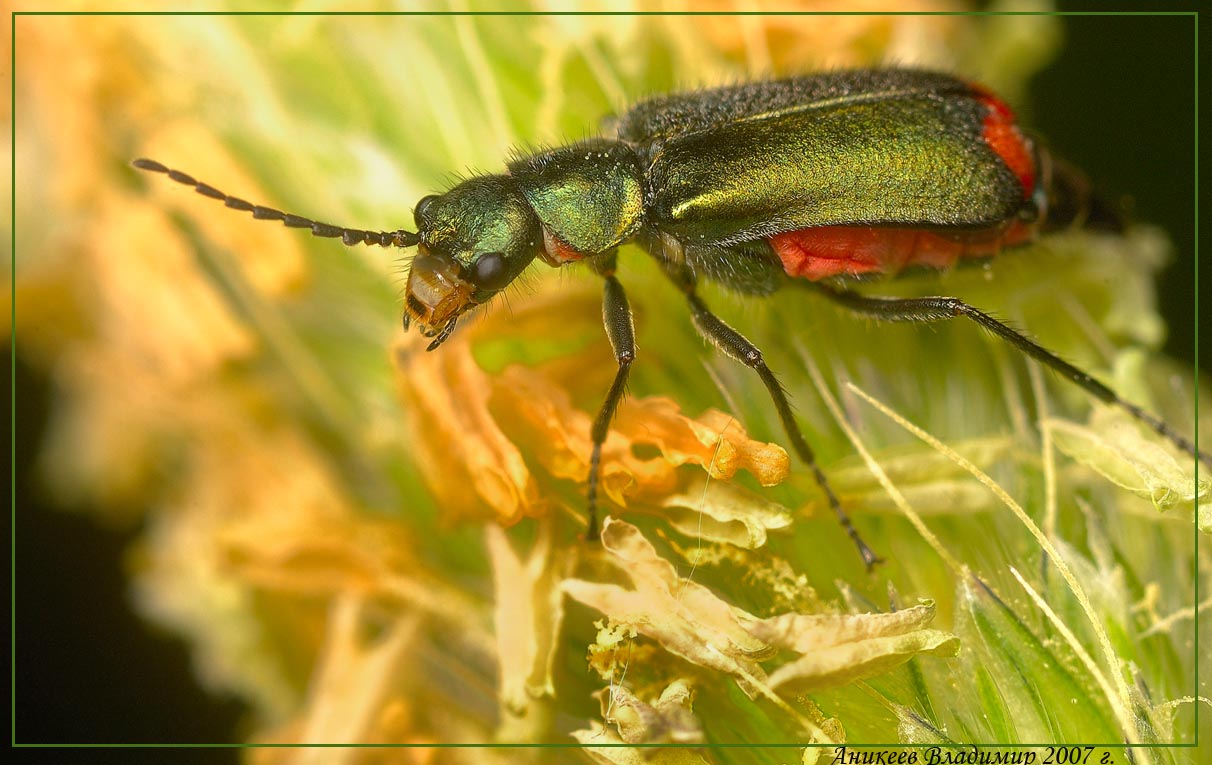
[585,252,636,540]
[660,263,883,569]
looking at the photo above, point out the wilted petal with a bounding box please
[486,521,569,717]
[395,336,542,525]
[491,364,675,505]
[1047,410,1208,517]
[662,475,792,549]
[613,401,790,489]
[745,602,960,693]
[562,519,772,697]
[765,628,959,693]
[595,679,702,745]
[571,722,711,765]
[396,271,790,525]
[249,594,432,758]
[495,372,789,507]
[744,600,940,654]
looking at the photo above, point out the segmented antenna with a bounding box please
[131,158,420,248]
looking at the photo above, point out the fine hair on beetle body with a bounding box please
[132,67,1209,570]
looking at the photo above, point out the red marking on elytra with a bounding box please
[970,83,1036,199]
[770,222,1037,281]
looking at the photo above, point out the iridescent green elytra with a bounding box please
[133,68,1209,567]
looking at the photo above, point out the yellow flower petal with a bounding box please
[395,277,790,525]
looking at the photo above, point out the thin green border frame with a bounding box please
[8,7,1201,754]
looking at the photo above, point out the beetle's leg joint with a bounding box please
[585,273,638,540]
[681,285,882,569]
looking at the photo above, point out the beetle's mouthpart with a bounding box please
[424,318,458,351]
[403,250,474,341]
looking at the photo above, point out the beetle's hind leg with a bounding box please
[661,263,883,570]
[585,252,636,540]
[813,282,1211,469]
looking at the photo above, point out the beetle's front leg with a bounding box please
[662,263,883,570]
[585,253,636,540]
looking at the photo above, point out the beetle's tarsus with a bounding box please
[813,282,1210,469]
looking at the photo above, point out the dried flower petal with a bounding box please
[396,277,790,525]
[395,334,542,525]
[744,602,960,692]
[568,522,960,706]
[571,722,712,765]
[249,595,432,755]
[486,522,569,716]
[765,629,959,692]
[563,519,773,697]
[661,475,792,548]
[491,364,671,505]
[614,401,790,489]
[495,375,790,507]
[595,679,702,745]
[1047,409,1208,517]
[743,600,940,654]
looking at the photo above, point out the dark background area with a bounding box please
[1031,12,1199,375]
[9,12,1200,759]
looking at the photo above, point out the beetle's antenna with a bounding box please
[132,158,420,248]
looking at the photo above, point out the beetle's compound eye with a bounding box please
[414,194,440,227]
[468,252,511,291]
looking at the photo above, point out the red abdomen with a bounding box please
[770,221,1036,281]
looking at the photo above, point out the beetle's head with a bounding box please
[405,175,540,349]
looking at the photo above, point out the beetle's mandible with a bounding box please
[133,68,1209,569]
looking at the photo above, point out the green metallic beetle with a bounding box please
[134,68,1208,568]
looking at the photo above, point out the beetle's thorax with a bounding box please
[507,138,645,265]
